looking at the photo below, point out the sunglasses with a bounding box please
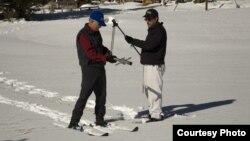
[145,17,154,21]
[144,17,155,21]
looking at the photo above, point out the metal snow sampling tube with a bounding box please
[108,18,133,66]
[111,19,141,56]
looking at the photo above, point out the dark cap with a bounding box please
[143,9,158,20]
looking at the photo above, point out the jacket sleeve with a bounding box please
[132,30,163,51]
[102,46,112,55]
[79,34,107,62]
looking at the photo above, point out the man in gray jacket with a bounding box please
[125,9,167,122]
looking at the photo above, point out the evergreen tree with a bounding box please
[0,0,50,21]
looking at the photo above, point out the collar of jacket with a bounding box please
[84,23,99,35]
[148,22,163,32]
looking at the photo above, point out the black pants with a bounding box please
[70,66,106,125]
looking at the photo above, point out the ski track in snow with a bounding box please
[0,71,197,131]
[0,71,138,119]
[0,95,70,123]
[0,94,114,134]
[0,72,58,98]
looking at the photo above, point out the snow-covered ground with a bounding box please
[1,1,250,141]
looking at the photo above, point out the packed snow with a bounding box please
[0,1,250,141]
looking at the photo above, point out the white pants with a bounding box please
[143,64,165,119]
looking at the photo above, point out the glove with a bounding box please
[104,49,112,56]
[106,55,117,63]
[125,35,134,44]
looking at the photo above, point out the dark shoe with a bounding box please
[95,120,108,127]
[147,114,164,123]
[146,117,163,123]
[68,123,83,131]
[147,114,151,119]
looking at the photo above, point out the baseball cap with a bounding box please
[143,9,159,20]
[90,11,106,26]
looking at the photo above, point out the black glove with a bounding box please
[104,49,112,56]
[106,55,117,63]
[125,35,134,44]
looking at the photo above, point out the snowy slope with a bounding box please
[1,1,250,141]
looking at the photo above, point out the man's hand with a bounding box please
[106,55,117,63]
[125,35,134,44]
[105,49,112,56]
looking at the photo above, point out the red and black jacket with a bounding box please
[76,23,110,67]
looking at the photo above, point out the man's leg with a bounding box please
[94,67,106,124]
[69,66,95,126]
[143,65,165,119]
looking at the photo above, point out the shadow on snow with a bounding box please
[136,99,236,119]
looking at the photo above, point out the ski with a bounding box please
[54,122,109,136]
[132,118,149,124]
[132,117,166,124]
[89,122,139,132]
[108,123,139,132]
[80,126,109,136]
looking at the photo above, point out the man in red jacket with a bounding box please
[68,11,117,129]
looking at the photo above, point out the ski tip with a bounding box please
[131,126,139,132]
[87,132,109,137]
[87,133,94,136]
[102,133,109,136]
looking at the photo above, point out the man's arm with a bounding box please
[132,31,162,51]
[79,34,107,62]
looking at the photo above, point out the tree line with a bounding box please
[0,0,91,21]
